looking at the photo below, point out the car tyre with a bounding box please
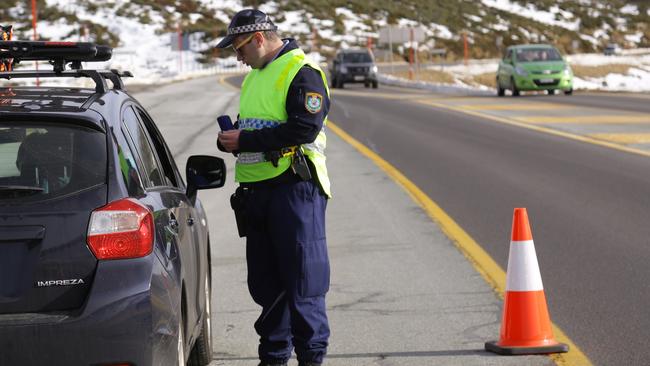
[372,81,378,89]
[364,82,369,88]
[330,77,337,89]
[497,81,505,97]
[336,79,344,89]
[511,78,520,97]
[564,88,573,95]
[189,273,213,366]
[547,89,555,95]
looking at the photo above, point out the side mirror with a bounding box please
[185,155,226,203]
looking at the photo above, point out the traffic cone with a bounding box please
[485,208,569,355]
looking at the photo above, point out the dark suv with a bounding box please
[329,48,378,89]
[0,41,225,366]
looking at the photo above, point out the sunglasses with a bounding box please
[232,33,257,55]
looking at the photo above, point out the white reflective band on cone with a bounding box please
[505,240,544,291]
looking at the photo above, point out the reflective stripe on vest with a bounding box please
[237,118,283,165]
[238,47,331,197]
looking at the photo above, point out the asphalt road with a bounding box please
[505,91,650,114]
[323,83,650,366]
[152,73,650,365]
[133,76,558,366]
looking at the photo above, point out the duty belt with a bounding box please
[237,146,298,166]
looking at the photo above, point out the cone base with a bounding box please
[485,340,569,355]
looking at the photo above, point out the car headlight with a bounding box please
[340,66,348,74]
[564,65,572,76]
[371,65,378,73]
[515,66,528,77]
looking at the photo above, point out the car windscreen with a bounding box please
[0,123,106,202]
[515,48,562,62]
[342,52,372,63]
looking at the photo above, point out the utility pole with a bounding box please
[31,0,39,85]
[177,22,182,73]
[463,31,469,66]
[409,28,414,80]
[388,26,394,74]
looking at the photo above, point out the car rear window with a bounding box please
[515,48,562,62]
[0,123,106,202]
[343,52,372,63]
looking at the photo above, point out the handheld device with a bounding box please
[217,115,234,131]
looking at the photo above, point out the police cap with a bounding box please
[216,9,278,49]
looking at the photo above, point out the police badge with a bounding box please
[305,92,323,114]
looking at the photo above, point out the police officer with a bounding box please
[216,9,331,366]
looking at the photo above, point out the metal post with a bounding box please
[31,0,39,85]
[409,28,414,80]
[463,31,469,66]
[388,26,394,74]
[177,22,182,73]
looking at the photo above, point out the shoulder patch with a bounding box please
[305,92,323,114]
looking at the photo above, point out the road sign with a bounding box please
[170,33,190,51]
[378,26,425,44]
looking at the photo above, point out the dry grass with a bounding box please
[468,72,497,88]
[390,69,496,88]
[391,69,455,84]
[570,64,633,78]
[387,63,639,89]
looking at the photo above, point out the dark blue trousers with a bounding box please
[245,178,330,364]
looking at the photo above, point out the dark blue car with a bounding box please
[0,41,225,366]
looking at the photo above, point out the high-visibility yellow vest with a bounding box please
[238,48,331,197]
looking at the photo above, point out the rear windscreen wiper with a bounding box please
[0,185,44,198]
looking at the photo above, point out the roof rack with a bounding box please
[0,41,132,93]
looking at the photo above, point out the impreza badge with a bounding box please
[36,279,85,287]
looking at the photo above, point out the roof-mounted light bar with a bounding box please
[0,41,112,73]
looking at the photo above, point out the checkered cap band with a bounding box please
[227,22,277,36]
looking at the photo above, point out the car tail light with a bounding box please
[87,198,154,260]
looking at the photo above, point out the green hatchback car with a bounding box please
[496,44,573,96]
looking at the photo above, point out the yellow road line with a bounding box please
[515,115,650,124]
[219,75,242,92]
[420,96,486,103]
[327,119,592,366]
[417,99,650,159]
[582,92,650,100]
[458,103,573,111]
[590,133,650,144]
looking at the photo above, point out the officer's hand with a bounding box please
[218,129,241,152]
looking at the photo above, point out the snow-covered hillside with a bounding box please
[5,0,650,92]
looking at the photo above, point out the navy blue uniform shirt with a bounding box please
[236,39,330,152]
